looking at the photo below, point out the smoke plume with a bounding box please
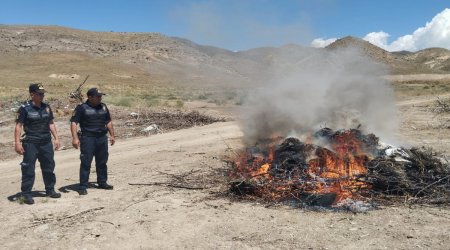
[239,47,399,145]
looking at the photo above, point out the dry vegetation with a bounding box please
[1,25,449,159]
[0,25,450,249]
[392,79,450,99]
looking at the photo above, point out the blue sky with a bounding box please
[0,0,449,51]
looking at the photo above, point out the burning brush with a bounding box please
[228,128,450,210]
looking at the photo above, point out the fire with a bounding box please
[252,163,270,177]
[230,128,377,206]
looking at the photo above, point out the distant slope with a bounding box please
[0,25,251,88]
[326,36,450,74]
[403,48,450,72]
[0,25,449,90]
[0,25,220,69]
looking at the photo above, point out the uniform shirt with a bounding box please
[16,101,54,143]
[70,101,111,136]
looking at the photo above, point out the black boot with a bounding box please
[46,190,61,198]
[98,183,113,190]
[22,195,34,205]
[78,189,88,195]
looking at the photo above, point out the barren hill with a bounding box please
[403,47,450,72]
[326,36,450,74]
[1,25,449,90]
[1,25,450,250]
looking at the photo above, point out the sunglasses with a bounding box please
[33,92,45,96]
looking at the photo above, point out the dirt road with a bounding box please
[396,93,450,106]
[1,121,449,249]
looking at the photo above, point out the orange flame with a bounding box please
[232,130,373,205]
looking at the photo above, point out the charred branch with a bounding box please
[228,128,450,208]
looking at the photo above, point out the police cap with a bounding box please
[86,88,106,97]
[29,83,46,93]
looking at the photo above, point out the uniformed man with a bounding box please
[14,83,62,205]
[70,87,115,195]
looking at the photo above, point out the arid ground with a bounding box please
[0,83,450,249]
[0,26,450,249]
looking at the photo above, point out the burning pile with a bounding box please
[229,128,450,208]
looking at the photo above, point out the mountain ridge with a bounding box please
[0,25,449,88]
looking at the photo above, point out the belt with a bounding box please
[79,131,107,137]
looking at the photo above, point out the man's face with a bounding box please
[88,95,102,105]
[30,91,44,102]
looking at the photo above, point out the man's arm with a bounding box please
[49,121,61,150]
[70,105,82,149]
[14,123,24,155]
[70,122,80,149]
[106,121,115,146]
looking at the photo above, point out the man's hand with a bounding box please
[15,143,24,155]
[72,138,80,149]
[54,138,61,150]
[110,136,115,146]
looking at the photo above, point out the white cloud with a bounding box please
[311,38,336,48]
[363,31,389,49]
[383,8,450,51]
[311,8,450,52]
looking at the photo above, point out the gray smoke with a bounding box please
[171,1,314,51]
[239,47,399,145]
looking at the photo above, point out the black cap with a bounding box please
[29,83,46,93]
[86,88,106,97]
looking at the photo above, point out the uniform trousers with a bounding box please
[20,141,56,195]
[79,135,109,190]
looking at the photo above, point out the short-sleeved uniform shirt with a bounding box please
[16,101,54,143]
[70,101,111,136]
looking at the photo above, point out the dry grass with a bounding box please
[392,79,450,99]
[0,51,246,110]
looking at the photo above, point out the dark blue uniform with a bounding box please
[70,101,111,190]
[16,101,56,195]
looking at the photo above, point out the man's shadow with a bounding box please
[7,190,47,202]
[58,182,98,194]
[7,182,103,202]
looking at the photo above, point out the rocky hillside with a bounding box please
[0,25,449,87]
[326,36,450,74]
[402,47,450,72]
